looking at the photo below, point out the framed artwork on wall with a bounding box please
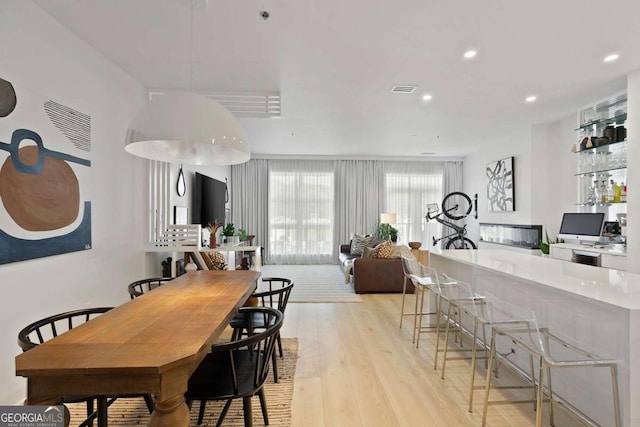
[486,156,515,212]
[0,77,93,265]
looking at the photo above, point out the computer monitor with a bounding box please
[557,212,606,244]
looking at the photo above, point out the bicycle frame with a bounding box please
[426,204,469,247]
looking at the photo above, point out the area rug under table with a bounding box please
[68,338,299,427]
[259,264,362,303]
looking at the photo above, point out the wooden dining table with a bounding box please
[15,269,260,427]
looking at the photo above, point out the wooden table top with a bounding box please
[16,270,259,379]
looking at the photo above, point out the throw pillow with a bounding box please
[350,234,374,256]
[362,246,376,258]
[392,244,414,259]
[372,240,394,258]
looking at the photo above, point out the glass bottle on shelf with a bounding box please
[587,180,597,204]
[613,181,622,203]
[608,179,615,203]
[599,180,608,203]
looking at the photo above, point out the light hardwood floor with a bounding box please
[281,294,584,427]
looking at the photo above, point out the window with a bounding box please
[384,162,443,243]
[269,161,334,264]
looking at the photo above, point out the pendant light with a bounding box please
[125,1,249,165]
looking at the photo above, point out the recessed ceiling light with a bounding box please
[525,95,537,103]
[604,53,620,63]
[422,94,433,101]
[463,50,477,59]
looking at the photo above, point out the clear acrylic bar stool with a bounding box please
[468,293,539,413]
[482,310,621,427]
[482,315,621,427]
[400,256,441,347]
[472,295,540,419]
[434,276,485,378]
[399,256,417,329]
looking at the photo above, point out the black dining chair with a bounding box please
[186,306,284,427]
[17,308,154,427]
[127,277,174,299]
[230,281,293,382]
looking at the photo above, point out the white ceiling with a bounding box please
[34,0,640,158]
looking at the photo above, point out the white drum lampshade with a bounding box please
[380,213,397,224]
[125,92,250,165]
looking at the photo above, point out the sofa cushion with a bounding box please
[372,240,394,258]
[362,246,376,258]
[350,234,374,255]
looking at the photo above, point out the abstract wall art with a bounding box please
[486,156,514,212]
[0,77,92,264]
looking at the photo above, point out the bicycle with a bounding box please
[426,192,477,249]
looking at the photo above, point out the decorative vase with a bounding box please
[207,222,222,248]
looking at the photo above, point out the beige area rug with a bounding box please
[68,338,298,427]
[259,264,362,303]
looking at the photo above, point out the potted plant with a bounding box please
[389,227,398,243]
[375,223,399,242]
[222,223,235,245]
[539,231,562,255]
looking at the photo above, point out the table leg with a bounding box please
[148,395,190,427]
[254,247,262,271]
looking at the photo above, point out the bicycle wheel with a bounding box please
[441,192,472,220]
[445,237,477,250]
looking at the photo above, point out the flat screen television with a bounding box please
[192,173,227,226]
[557,212,605,243]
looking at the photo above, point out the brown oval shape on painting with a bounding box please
[0,146,80,231]
[0,78,17,117]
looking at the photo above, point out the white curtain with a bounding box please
[443,161,464,197]
[384,162,444,244]
[439,161,466,246]
[230,159,270,262]
[268,160,334,264]
[333,160,384,259]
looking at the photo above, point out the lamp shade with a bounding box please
[380,213,397,224]
[125,92,250,165]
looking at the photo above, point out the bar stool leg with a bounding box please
[529,354,536,412]
[441,302,454,379]
[417,287,429,349]
[400,276,408,328]
[546,362,554,426]
[412,285,421,344]
[433,295,443,369]
[481,330,497,427]
[535,357,545,427]
[468,320,479,412]
[611,364,621,427]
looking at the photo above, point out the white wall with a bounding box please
[144,163,231,276]
[464,112,592,245]
[463,126,533,243]
[530,113,577,237]
[626,70,640,274]
[0,1,148,404]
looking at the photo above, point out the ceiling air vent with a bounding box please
[205,92,281,118]
[149,91,281,118]
[390,84,418,94]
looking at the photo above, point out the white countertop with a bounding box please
[552,242,627,257]
[431,249,640,310]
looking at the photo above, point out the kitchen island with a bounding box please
[430,249,640,427]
